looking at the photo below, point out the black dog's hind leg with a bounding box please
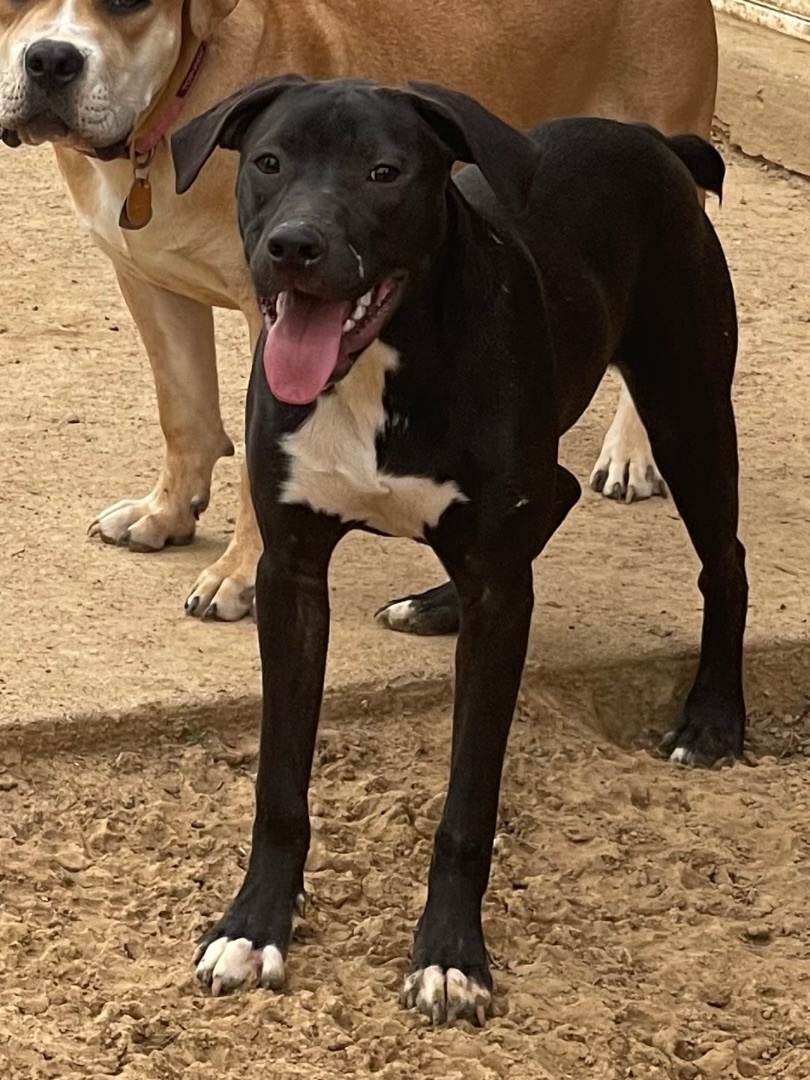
[375,579,460,635]
[402,466,580,1024]
[620,324,747,766]
[194,510,344,994]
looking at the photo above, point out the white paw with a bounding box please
[184,544,258,621]
[194,937,285,996]
[89,490,203,551]
[589,383,666,503]
[401,965,491,1026]
[374,599,416,631]
[669,745,696,766]
[373,584,459,636]
[590,453,666,503]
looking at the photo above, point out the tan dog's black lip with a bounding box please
[0,127,22,148]
[13,110,70,144]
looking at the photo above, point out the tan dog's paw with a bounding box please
[589,385,666,503]
[590,453,666,503]
[88,490,206,552]
[185,541,258,621]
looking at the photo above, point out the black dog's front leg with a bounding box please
[401,558,534,1025]
[194,516,342,995]
[401,467,580,1025]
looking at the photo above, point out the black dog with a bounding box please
[171,76,747,1023]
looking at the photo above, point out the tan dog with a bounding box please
[0,0,718,621]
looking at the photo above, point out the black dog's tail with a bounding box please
[634,124,725,204]
[665,134,725,203]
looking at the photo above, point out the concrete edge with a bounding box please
[715,11,810,177]
[714,0,810,44]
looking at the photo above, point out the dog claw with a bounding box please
[191,495,209,520]
[590,468,608,493]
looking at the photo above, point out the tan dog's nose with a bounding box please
[25,41,85,93]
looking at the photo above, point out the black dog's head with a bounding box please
[171,76,538,405]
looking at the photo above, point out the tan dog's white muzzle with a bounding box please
[0,0,184,148]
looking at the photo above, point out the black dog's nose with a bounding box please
[267,223,327,269]
[25,41,85,92]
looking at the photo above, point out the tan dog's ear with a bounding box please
[187,0,239,41]
[171,75,309,194]
[399,82,539,213]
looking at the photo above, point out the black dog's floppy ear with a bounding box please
[171,74,309,195]
[401,81,539,212]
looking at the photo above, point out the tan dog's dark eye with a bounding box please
[106,0,150,14]
[369,164,400,183]
[255,154,280,175]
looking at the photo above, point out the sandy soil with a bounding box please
[3,687,810,1079]
[1,23,810,1078]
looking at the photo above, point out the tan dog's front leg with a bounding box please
[184,306,264,621]
[185,457,263,620]
[89,268,233,551]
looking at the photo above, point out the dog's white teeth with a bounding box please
[352,303,366,322]
[276,293,287,314]
[343,317,356,332]
[359,290,373,307]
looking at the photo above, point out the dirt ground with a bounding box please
[3,686,810,1080]
[2,21,810,1080]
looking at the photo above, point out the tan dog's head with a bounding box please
[0,0,236,151]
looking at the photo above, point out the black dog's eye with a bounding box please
[369,164,400,183]
[106,0,150,14]
[254,153,280,175]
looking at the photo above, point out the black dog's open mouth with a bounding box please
[258,276,404,405]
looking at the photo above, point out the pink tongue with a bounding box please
[263,292,352,405]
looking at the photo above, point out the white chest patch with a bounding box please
[280,341,467,539]
[81,161,130,255]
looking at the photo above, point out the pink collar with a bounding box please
[116,41,207,230]
[130,41,207,157]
